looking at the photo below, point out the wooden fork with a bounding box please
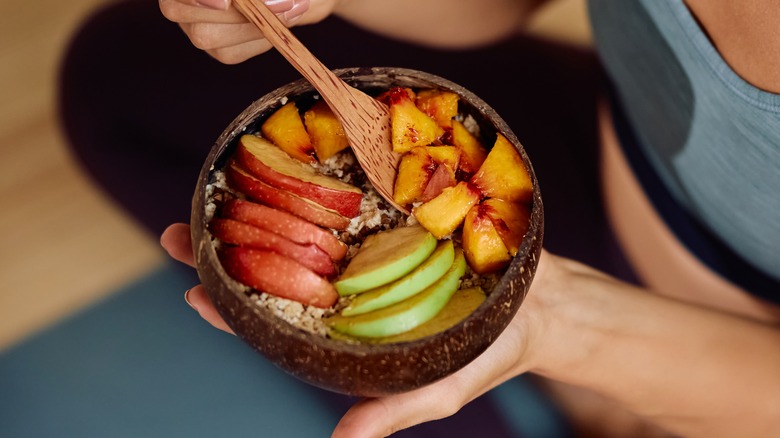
[233,0,407,214]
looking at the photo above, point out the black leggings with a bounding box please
[58,2,637,435]
[60,1,634,280]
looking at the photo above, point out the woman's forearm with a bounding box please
[527,255,780,437]
[333,0,548,49]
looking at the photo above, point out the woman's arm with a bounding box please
[332,252,780,437]
[162,224,780,437]
[333,0,548,49]
[160,0,550,64]
[523,256,780,438]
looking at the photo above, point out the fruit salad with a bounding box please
[204,86,533,343]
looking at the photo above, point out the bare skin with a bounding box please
[684,0,780,94]
[159,1,780,436]
[162,222,780,438]
[158,0,544,63]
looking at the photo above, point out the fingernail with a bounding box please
[263,0,294,13]
[184,288,199,311]
[197,0,228,10]
[282,0,309,24]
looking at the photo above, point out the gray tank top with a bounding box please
[587,0,780,287]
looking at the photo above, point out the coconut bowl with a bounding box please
[191,67,544,397]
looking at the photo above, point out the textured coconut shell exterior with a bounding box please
[191,67,544,397]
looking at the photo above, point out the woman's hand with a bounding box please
[331,254,561,438]
[330,307,543,438]
[161,222,561,437]
[158,0,339,64]
[160,223,234,333]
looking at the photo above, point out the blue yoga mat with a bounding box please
[0,262,568,438]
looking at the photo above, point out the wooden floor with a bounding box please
[0,0,589,351]
[0,0,164,350]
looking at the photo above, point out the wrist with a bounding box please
[517,251,608,380]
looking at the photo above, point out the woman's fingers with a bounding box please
[181,21,263,50]
[161,223,195,267]
[332,370,488,437]
[160,0,314,62]
[160,224,234,334]
[208,38,276,64]
[181,21,273,63]
[332,316,530,438]
[185,285,236,334]
[160,0,309,25]
[160,0,246,24]
[177,20,276,64]
[334,384,464,438]
[163,0,229,10]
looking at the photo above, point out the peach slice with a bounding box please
[226,163,351,230]
[420,146,460,201]
[451,120,487,174]
[425,145,461,171]
[393,147,435,207]
[209,218,336,276]
[219,247,338,308]
[420,162,457,202]
[415,89,459,128]
[384,87,444,153]
[413,181,481,239]
[481,198,530,257]
[303,100,350,163]
[462,203,512,274]
[260,102,316,163]
[220,198,348,261]
[470,133,532,203]
[377,86,415,103]
[236,134,362,218]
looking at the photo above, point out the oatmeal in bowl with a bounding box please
[191,67,543,397]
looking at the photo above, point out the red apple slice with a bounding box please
[219,247,338,308]
[209,218,336,276]
[221,198,347,261]
[236,134,362,218]
[226,163,351,230]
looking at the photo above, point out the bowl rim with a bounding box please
[191,66,544,357]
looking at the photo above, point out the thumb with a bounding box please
[332,382,466,438]
[332,323,528,437]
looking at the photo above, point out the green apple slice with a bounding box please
[327,250,467,338]
[329,287,486,344]
[376,286,486,343]
[341,240,455,316]
[334,225,436,296]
